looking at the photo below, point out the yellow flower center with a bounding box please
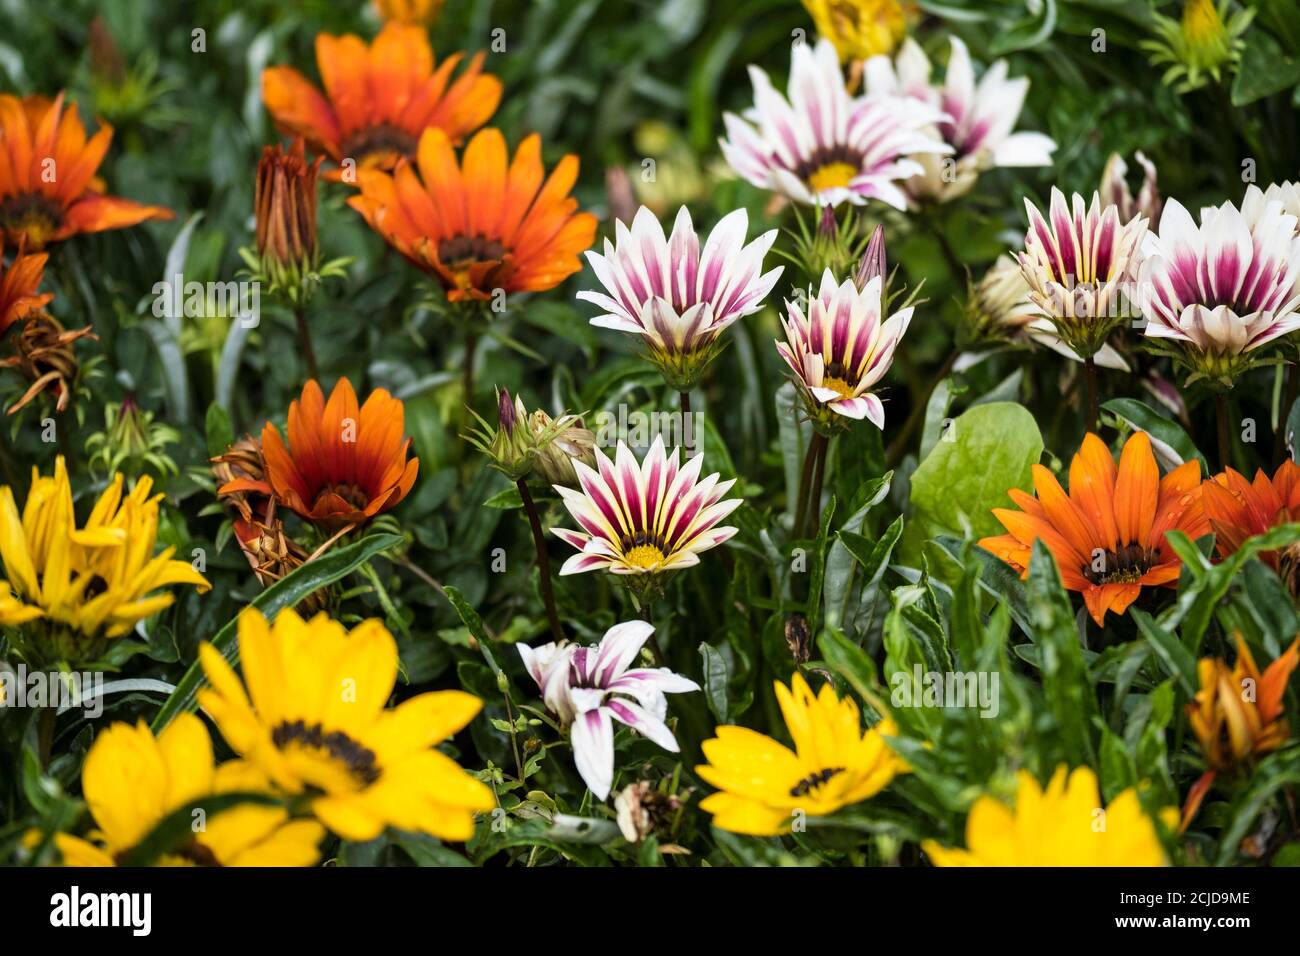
[623,544,666,569]
[807,162,858,193]
[820,375,857,400]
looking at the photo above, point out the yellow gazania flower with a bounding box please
[197,608,495,842]
[37,715,324,867]
[0,457,210,663]
[695,673,908,835]
[923,766,1176,866]
[802,0,907,63]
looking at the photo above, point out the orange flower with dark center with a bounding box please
[979,432,1208,626]
[261,23,500,178]
[0,239,52,337]
[348,127,597,301]
[0,93,173,249]
[1202,461,1300,590]
[221,378,419,530]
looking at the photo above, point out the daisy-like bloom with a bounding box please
[0,239,52,337]
[1142,0,1253,94]
[863,37,1055,204]
[518,620,699,800]
[965,255,1129,371]
[577,206,783,389]
[349,127,597,302]
[1138,194,1300,386]
[1244,180,1300,226]
[776,268,912,429]
[37,715,324,867]
[1100,151,1161,226]
[978,431,1208,626]
[222,377,419,531]
[198,607,495,842]
[802,0,907,63]
[923,766,1175,866]
[0,93,173,249]
[720,39,949,209]
[1018,188,1148,360]
[261,23,500,177]
[1188,636,1298,773]
[551,435,741,580]
[696,673,908,835]
[1202,461,1300,592]
[0,457,211,666]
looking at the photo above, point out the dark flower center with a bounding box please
[339,124,417,165]
[315,482,370,511]
[0,193,64,242]
[437,234,507,269]
[1082,543,1154,585]
[789,766,845,798]
[272,719,382,786]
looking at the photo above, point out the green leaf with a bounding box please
[1131,608,1197,694]
[1231,28,1300,106]
[484,485,524,509]
[698,642,731,722]
[1103,397,1208,471]
[204,401,233,458]
[444,584,491,646]
[818,628,879,707]
[151,533,402,732]
[1026,541,1096,764]
[904,402,1042,563]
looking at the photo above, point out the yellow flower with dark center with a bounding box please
[802,0,907,63]
[695,673,908,835]
[923,766,1175,866]
[37,715,324,867]
[197,608,495,842]
[0,457,210,664]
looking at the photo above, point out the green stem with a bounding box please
[1275,360,1299,464]
[517,479,564,644]
[794,431,828,538]
[1215,391,1232,471]
[294,304,319,381]
[1084,355,1099,432]
[463,331,479,408]
[807,433,830,538]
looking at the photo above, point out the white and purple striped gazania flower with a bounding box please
[776,269,912,427]
[577,205,782,363]
[1137,194,1300,367]
[864,37,1055,204]
[720,38,949,209]
[1018,188,1148,356]
[552,436,741,577]
[519,620,700,800]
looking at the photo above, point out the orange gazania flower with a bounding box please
[348,127,597,301]
[221,378,419,530]
[1180,634,1299,830]
[1202,461,1300,590]
[979,432,1208,626]
[0,93,173,249]
[261,23,500,177]
[0,239,52,337]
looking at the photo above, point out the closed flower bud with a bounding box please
[530,409,596,488]
[251,138,324,306]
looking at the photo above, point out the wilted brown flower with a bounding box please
[614,780,686,845]
[212,435,269,522]
[785,613,812,665]
[1,311,95,415]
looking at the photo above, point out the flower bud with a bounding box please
[530,410,597,488]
